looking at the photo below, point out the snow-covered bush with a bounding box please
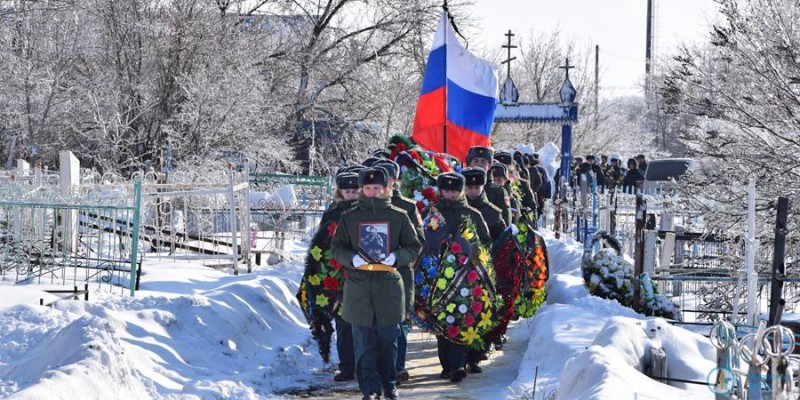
[582,248,680,320]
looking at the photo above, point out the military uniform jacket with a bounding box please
[392,189,424,312]
[467,193,506,244]
[331,195,422,328]
[432,197,492,247]
[484,183,513,225]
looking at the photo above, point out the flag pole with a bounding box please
[442,1,448,155]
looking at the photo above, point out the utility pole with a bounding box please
[594,45,599,121]
[645,0,654,76]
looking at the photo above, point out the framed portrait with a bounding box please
[358,222,390,263]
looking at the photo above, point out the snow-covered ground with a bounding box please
[0,231,718,399]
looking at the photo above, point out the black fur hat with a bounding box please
[462,167,487,186]
[374,159,400,179]
[437,172,465,192]
[339,165,366,175]
[467,146,494,163]
[335,173,359,190]
[362,157,382,167]
[358,168,388,187]
[494,151,513,166]
[490,162,508,179]
[579,162,592,174]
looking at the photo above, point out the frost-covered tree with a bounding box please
[661,0,799,275]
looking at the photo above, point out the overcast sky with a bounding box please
[469,0,721,98]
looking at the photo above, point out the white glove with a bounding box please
[506,224,519,235]
[382,252,397,266]
[352,255,368,268]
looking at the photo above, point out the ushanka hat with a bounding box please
[374,159,400,179]
[466,146,494,163]
[335,173,359,190]
[494,151,513,166]
[490,162,508,179]
[339,164,366,175]
[358,168,388,187]
[362,157,382,167]
[462,167,487,186]
[437,172,465,192]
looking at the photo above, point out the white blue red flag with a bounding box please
[411,11,498,162]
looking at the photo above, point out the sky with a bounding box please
[470,0,721,98]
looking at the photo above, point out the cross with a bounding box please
[501,29,517,79]
[559,57,575,80]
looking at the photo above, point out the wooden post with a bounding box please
[768,197,790,326]
[633,193,646,310]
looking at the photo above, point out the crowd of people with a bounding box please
[568,153,650,194]
[297,143,642,400]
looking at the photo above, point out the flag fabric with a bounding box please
[411,11,498,162]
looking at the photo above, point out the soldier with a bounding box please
[461,167,506,373]
[466,146,512,225]
[512,151,538,216]
[331,167,422,400]
[585,155,605,192]
[491,154,522,221]
[374,159,424,385]
[298,171,360,382]
[428,172,491,383]
[463,167,506,243]
[607,153,624,191]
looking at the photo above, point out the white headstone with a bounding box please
[16,159,29,177]
[59,151,80,252]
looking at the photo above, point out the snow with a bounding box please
[0,229,719,399]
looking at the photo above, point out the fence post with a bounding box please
[767,197,790,326]
[228,165,239,275]
[745,178,759,326]
[130,178,142,297]
[633,193,646,310]
[59,151,80,252]
[643,230,657,276]
[243,162,252,274]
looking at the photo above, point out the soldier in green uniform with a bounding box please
[462,167,506,243]
[490,162,521,222]
[461,167,507,373]
[466,146,512,225]
[374,159,424,385]
[428,172,491,383]
[331,167,422,400]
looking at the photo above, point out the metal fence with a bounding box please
[0,172,142,295]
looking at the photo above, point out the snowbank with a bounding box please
[0,259,322,399]
[510,230,716,400]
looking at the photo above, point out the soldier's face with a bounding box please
[362,184,385,198]
[441,189,461,201]
[469,158,491,171]
[340,188,359,201]
[493,176,507,186]
[465,185,483,199]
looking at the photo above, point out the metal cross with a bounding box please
[501,29,517,79]
[559,57,575,80]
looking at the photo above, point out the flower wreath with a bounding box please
[411,208,499,350]
[385,135,458,211]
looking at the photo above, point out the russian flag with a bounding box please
[411,11,498,162]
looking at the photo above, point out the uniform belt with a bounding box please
[362,263,395,272]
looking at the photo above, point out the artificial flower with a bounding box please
[461,229,474,240]
[472,301,483,314]
[464,315,475,326]
[478,310,493,330]
[446,315,455,324]
[450,243,462,254]
[308,275,321,286]
[467,271,479,283]
[323,276,339,291]
[472,286,483,297]
[326,223,338,237]
[446,303,456,313]
[458,304,468,314]
[460,288,470,297]
[416,272,424,285]
[330,258,343,270]
[438,312,446,320]
[444,267,454,278]
[315,294,329,307]
[310,246,323,261]
[437,278,447,290]
[447,326,460,338]
[446,254,456,263]
[479,248,489,265]
[461,327,480,344]
[459,255,468,265]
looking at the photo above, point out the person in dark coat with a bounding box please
[466,146,512,225]
[461,167,506,373]
[374,159,424,385]
[331,168,422,400]
[623,158,645,194]
[490,157,522,222]
[586,155,605,192]
[636,154,648,174]
[428,172,491,384]
[299,171,360,382]
[606,153,624,191]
